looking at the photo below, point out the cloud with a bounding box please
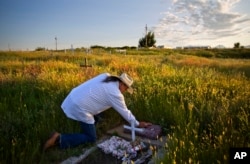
[153,0,250,46]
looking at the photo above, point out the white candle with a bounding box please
[131,121,135,141]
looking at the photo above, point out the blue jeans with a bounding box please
[59,122,97,149]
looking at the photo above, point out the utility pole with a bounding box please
[145,24,148,47]
[55,36,57,51]
[8,43,10,51]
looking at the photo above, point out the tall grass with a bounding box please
[0,51,249,163]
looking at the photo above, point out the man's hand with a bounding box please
[138,121,152,128]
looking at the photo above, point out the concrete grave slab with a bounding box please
[107,125,167,147]
[61,125,167,163]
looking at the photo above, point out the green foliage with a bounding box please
[35,47,46,51]
[90,45,106,49]
[0,51,250,163]
[234,42,240,49]
[172,48,250,59]
[138,31,156,48]
[195,50,215,58]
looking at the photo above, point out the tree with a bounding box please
[234,42,240,48]
[35,47,46,51]
[138,31,156,48]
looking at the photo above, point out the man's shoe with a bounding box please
[43,132,60,151]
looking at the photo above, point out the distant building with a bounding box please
[115,49,126,54]
[245,45,250,49]
[157,45,173,49]
[183,45,211,49]
[176,46,184,49]
[214,45,226,49]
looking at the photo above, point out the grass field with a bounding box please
[0,49,249,163]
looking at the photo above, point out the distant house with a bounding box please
[157,45,173,49]
[176,46,184,49]
[184,45,211,49]
[115,49,126,54]
[245,45,250,49]
[214,45,226,49]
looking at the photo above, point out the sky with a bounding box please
[0,0,250,50]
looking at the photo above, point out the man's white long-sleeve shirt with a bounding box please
[61,73,139,126]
